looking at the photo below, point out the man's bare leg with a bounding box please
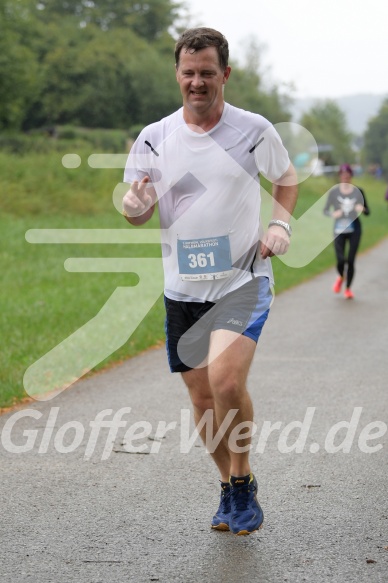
[207,330,256,477]
[181,367,231,482]
[182,331,257,478]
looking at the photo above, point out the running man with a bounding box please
[122,27,298,535]
[324,164,370,299]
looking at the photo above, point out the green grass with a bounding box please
[1,150,387,408]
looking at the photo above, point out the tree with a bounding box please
[34,0,182,40]
[299,100,354,165]
[0,0,41,129]
[22,23,182,129]
[18,0,184,129]
[226,38,291,123]
[363,98,388,175]
[1,1,292,132]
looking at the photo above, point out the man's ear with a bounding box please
[223,66,232,84]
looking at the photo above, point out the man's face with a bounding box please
[176,46,231,116]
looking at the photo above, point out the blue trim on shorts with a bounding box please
[242,276,272,343]
[243,308,270,342]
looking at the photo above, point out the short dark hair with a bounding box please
[175,27,229,70]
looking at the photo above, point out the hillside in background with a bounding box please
[291,93,388,136]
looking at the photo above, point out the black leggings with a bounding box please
[334,226,361,288]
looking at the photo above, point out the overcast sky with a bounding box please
[183,0,388,99]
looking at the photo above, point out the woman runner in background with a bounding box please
[324,164,370,299]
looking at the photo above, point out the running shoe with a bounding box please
[229,474,264,535]
[344,288,354,299]
[333,276,343,293]
[211,482,231,531]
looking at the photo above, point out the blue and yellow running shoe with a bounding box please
[211,482,231,531]
[229,473,264,535]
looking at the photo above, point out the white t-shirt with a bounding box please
[124,102,290,302]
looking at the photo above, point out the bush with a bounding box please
[56,126,128,152]
[0,126,130,155]
[0,133,51,154]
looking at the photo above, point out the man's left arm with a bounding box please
[260,163,298,259]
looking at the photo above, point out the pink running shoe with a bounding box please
[344,288,354,299]
[333,277,343,293]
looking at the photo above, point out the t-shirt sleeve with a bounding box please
[123,132,150,184]
[253,124,290,182]
[323,188,335,215]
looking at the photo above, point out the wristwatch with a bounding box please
[268,219,292,237]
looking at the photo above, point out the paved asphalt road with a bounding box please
[1,240,387,583]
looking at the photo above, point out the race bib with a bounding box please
[177,235,232,281]
[334,217,355,235]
